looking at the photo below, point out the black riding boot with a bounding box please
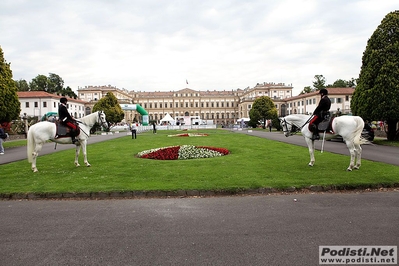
[70,129,78,144]
[311,124,320,140]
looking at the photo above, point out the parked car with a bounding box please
[330,125,374,142]
[361,124,375,141]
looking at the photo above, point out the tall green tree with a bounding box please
[328,79,347,88]
[299,86,313,94]
[249,96,278,129]
[47,73,64,93]
[15,79,30,91]
[92,92,124,127]
[29,74,48,91]
[313,75,326,91]
[0,46,21,124]
[351,10,399,140]
[25,73,77,98]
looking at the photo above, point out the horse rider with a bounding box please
[58,97,79,144]
[309,88,331,140]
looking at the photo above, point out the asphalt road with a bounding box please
[0,132,130,165]
[0,191,398,266]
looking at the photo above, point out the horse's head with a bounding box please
[279,117,295,137]
[97,111,108,129]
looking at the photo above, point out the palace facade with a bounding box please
[17,83,355,126]
[77,83,354,126]
[78,82,294,125]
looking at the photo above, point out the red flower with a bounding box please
[138,145,229,160]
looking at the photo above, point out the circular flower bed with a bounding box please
[137,145,229,160]
[167,133,209,137]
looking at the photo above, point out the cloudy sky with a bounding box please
[1,0,397,95]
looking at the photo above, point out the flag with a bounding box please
[186,79,188,84]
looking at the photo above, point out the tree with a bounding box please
[299,86,313,94]
[29,74,48,91]
[328,79,347,88]
[0,46,21,124]
[351,10,399,140]
[313,75,326,91]
[249,96,278,129]
[15,79,30,91]
[24,73,77,98]
[92,92,124,128]
[47,73,64,93]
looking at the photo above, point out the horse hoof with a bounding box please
[32,168,38,173]
[86,164,91,167]
[308,163,314,167]
[75,163,80,167]
[346,168,353,171]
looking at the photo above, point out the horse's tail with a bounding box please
[353,116,365,145]
[27,126,35,163]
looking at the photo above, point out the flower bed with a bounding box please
[167,133,209,137]
[137,145,229,160]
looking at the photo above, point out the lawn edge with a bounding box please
[1,184,398,201]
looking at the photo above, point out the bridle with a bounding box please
[281,116,313,136]
[75,111,108,137]
[97,111,108,129]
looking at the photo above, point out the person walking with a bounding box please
[131,122,137,139]
[152,122,157,134]
[268,120,272,132]
[0,124,7,155]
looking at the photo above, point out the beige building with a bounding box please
[76,84,355,125]
[77,82,294,125]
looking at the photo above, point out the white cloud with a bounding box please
[0,0,397,95]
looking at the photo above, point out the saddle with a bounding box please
[54,120,80,139]
[316,112,333,132]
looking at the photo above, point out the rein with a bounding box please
[282,116,313,136]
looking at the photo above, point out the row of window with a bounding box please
[141,102,240,109]
[147,113,238,121]
[290,97,348,107]
[23,102,84,111]
[24,101,54,108]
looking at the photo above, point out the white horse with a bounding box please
[280,114,366,171]
[27,111,108,172]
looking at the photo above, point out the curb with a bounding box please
[1,184,398,201]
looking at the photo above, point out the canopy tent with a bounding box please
[236,118,250,123]
[160,113,174,122]
[41,112,58,121]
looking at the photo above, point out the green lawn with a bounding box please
[1,129,398,195]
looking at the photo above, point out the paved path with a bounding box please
[0,191,398,266]
[0,132,129,165]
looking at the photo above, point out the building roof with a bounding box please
[17,91,88,104]
[287,87,355,101]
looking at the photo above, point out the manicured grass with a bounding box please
[1,129,398,194]
[3,139,27,148]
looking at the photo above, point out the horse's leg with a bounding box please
[81,141,91,167]
[345,140,356,171]
[354,143,362,169]
[304,137,315,166]
[31,142,44,173]
[74,144,81,167]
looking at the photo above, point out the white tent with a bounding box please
[160,113,174,123]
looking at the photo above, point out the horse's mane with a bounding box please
[78,111,98,125]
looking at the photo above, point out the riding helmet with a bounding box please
[60,97,68,103]
[319,88,328,95]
